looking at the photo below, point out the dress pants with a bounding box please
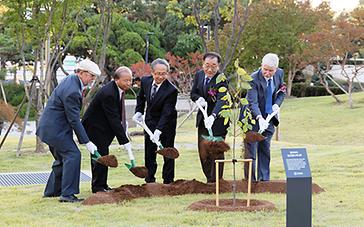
[244,124,274,181]
[198,126,224,183]
[144,130,175,184]
[91,144,109,192]
[44,143,81,197]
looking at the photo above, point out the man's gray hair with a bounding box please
[151,58,170,71]
[262,53,279,68]
[114,66,132,79]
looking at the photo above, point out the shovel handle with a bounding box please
[195,100,213,134]
[133,119,164,149]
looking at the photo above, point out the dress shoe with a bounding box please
[59,195,84,203]
[92,187,113,193]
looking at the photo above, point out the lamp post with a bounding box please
[145,32,154,63]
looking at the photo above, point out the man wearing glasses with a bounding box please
[190,52,229,183]
[37,59,100,202]
[133,58,178,184]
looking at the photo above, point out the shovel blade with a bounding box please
[156,147,179,159]
[96,155,118,168]
[130,166,148,178]
[245,131,266,143]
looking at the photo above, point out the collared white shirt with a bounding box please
[78,76,85,92]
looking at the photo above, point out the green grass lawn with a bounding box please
[0,92,364,226]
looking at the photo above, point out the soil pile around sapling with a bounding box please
[83,179,324,206]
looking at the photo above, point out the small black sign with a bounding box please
[282,148,311,178]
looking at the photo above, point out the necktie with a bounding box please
[204,77,210,95]
[120,92,126,130]
[265,79,273,114]
[150,84,158,101]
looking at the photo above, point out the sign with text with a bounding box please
[282,148,311,178]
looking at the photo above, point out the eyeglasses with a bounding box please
[153,71,168,76]
[203,63,219,70]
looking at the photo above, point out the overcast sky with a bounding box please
[310,0,360,13]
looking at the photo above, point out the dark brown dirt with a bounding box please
[97,155,118,168]
[200,140,230,157]
[130,166,148,178]
[188,199,276,212]
[245,131,266,143]
[82,179,324,206]
[157,147,179,159]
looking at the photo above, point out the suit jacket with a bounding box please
[190,70,229,136]
[82,81,129,147]
[135,76,178,133]
[241,68,285,131]
[36,74,89,150]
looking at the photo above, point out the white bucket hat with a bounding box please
[77,59,101,77]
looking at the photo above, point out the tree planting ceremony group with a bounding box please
[0,0,363,226]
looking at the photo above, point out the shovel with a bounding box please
[133,118,179,159]
[124,160,148,179]
[91,150,118,168]
[258,108,280,134]
[195,101,230,154]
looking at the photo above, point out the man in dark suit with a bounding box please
[241,53,285,181]
[190,52,229,183]
[133,58,178,184]
[82,66,135,193]
[36,59,100,202]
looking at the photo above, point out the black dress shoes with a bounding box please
[59,195,84,203]
[92,186,113,193]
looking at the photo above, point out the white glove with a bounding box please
[86,141,97,155]
[123,142,135,160]
[204,115,215,129]
[132,112,143,123]
[150,129,162,143]
[272,104,280,113]
[196,97,207,107]
[258,117,269,133]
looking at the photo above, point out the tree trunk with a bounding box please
[348,78,353,109]
[318,73,342,103]
[286,69,294,97]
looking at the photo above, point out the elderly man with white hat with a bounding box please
[37,59,101,202]
[240,53,286,182]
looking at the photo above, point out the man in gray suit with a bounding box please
[36,59,100,202]
[241,53,285,182]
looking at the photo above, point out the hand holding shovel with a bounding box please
[195,100,230,153]
[133,118,179,159]
[87,142,118,168]
[258,108,280,134]
[122,143,148,178]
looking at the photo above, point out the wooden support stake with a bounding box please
[216,161,219,206]
[215,159,253,207]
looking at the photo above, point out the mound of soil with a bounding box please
[83,179,324,206]
[188,199,276,212]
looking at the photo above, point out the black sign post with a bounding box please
[282,148,312,227]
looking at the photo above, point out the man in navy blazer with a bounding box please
[36,59,100,202]
[82,66,135,193]
[241,53,285,181]
[133,58,178,184]
[190,52,229,183]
